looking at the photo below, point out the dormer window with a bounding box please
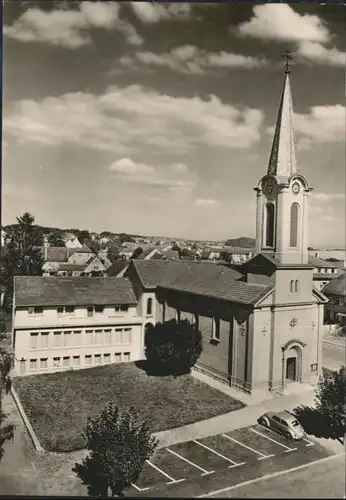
[28,306,43,315]
[95,305,104,314]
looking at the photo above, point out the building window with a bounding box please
[40,332,49,349]
[53,331,62,347]
[147,298,153,316]
[57,306,64,316]
[290,280,299,293]
[29,359,37,371]
[103,329,111,345]
[85,355,92,366]
[65,305,75,314]
[265,203,275,247]
[40,358,48,371]
[85,329,93,345]
[120,304,129,312]
[19,359,26,375]
[63,331,72,347]
[212,318,220,341]
[95,305,104,314]
[114,305,120,312]
[311,363,318,372]
[290,203,299,247]
[103,353,111,364]
[28,306,43,315]
[95,330,102,345]
[30,333,39,350]
[94,354,101,365]
[53,357,61,369]
[63,356,70,368]
[114,328,122,344]
[72,356,80,368]
[114,353,121,363]
[123,352,131,362]
[87,306,93,317]
[122,328,132,344]
[72,330,82,346]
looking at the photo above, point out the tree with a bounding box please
[293,366,346,445]
[3,212,44,312]
[118,233,135,245]
[0,317,15,462]
[145,319,203,376]
[220,251,231,263]
[76,230,91,245]
[131,247,143,259]
[107,244,121,264]
[48,232,65,247]
[73,404,157,497]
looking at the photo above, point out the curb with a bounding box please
[11,385,44,452]
[323,339,346,348]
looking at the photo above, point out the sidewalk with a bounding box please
[323,333,346,348]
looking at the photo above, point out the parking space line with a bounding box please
[222,433,275,460]
[303,439,314,447]
[193,439,244,467]
[250,428,297,452]
[166,448,215,476]
[146,459,182,484]
[131,482,150,492]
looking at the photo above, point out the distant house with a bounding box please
[67,246,94,265]
[161,250,180,261]
[322,275,346,327]
[225,247,255,264]
[64,235,83,249]
[100,236,110,245]
[308,254,341,291]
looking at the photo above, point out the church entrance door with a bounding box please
[286,357,296,381]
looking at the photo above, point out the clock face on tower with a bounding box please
[262,177,277,198]
[292,182,301,195]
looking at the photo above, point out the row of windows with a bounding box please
[27,304,130,315]
[22,352,131,374]
[29,328,132,350]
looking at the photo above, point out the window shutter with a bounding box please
[290,203,299,247]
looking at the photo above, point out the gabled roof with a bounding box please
[161,250,180,260]
[267,71,298,178]
[67,246,93,256]
[58,263,87,272]
[39,246,68,263]
[244,253,313,269]
[14,276,137,307]
[308,254,336,268]
[322,275,346,297]
[106,260,129,277]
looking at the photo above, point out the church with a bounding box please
[124,58,328,396]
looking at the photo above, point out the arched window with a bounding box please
[290,280,294,293]
[265,203,275,247]
[290,203,299,247]
[146,298,152,316]
[295,280,299,293]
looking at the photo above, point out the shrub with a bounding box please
[145,319,202,376]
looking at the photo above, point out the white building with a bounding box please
[12,276,143,376]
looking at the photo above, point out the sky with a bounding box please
[2,1,345,247]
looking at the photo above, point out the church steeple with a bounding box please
[254,52,312,265]
[267,51,297,178]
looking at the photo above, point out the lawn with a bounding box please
[13,362,244,452]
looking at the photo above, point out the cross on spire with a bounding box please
[282,50,293,74]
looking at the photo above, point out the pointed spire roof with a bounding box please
[267,71,298,177]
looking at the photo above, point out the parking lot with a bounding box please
[126,424,332,497]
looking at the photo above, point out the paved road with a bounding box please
[322,341,346,372]
[210,453,345,498]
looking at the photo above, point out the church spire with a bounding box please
[267,51,298,178]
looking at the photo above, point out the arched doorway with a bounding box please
[144,322,154,347]
[281,340,305,386]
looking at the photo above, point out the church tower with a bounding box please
[254,52,313,265]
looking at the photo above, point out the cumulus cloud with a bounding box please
[130,2,191,23]
[194,199,220,207]
[108,157,196,192]
[237,4,329,43]
[4,2,143,48]
[119,45,268,75]
[4,85,264,155]
[267,104,345,149]
[236,4,345,68]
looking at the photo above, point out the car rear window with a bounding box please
[291,420,299,426]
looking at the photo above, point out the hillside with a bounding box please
[224,237,255,248]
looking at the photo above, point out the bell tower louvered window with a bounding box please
[290,203,299,247]
[266,203,275,247]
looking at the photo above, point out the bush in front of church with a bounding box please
[144,319,203,376]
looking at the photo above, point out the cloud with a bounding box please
[296,41,345,67]
[4,85,264,155]
[108,158,196,192]
[236,4,329,43]
[4,2,143,48]
[119,45,268,75]
[130,2,191,23]
[313,192,345,202]
[194,199,220,207]
[267,104,345,149]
